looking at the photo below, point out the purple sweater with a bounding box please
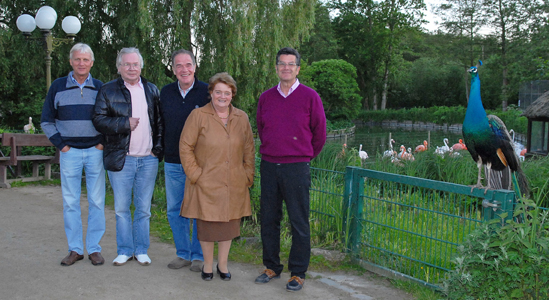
[257,84,327,163]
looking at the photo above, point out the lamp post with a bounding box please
[16,6,81,90]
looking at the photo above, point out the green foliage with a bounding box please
[443,182,549,299]
[299,1,339,63]
[522,155,549,207]
[300,59,362,120]
[326,119,354,131]
[389,57,467,109]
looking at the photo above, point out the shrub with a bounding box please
[443,180,549,300]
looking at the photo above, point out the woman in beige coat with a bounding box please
[179,72,255,281]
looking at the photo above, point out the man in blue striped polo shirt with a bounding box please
[41,43,106,267]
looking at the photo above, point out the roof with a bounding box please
[522,90,549,119]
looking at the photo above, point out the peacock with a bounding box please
[462,62,528,196]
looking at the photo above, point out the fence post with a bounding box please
[482,189,516,224]
[343,167,363,256]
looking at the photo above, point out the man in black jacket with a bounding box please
[93,47,163,266]
[160,49,209,272]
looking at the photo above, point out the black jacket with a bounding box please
[93,76,164,171]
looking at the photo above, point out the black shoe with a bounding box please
[286,276,304,292]
[254,269,280,284]
[217,265,231,281]
[201,266,213,281]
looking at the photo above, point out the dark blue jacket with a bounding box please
[160,78,209,164]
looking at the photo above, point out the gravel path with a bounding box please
[0,185,414,300]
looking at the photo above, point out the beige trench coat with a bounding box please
[179,102,255,222]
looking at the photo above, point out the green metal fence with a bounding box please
[253,163,517,289]
[342,166,516,288]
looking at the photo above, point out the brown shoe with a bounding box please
[88,252,105,266]
[60,251,84,266]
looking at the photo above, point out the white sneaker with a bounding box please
[135,254,151,266]
[112,254,133,266]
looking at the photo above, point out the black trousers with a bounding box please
[260,160,311,278]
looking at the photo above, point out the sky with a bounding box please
[422,0,442,32]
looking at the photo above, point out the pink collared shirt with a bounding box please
[125,79,153,156]
[277,78,300,98]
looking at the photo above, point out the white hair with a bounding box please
[116,47,144,68]
[70,43,94,61]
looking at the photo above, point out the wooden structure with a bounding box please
[0,133,59,188]
[522,91,549,157]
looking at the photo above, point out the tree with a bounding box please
[332,0,425,110]
[193,0,316,118]
[299,59,362,120]
[299,1,339,63]
[434,0,486,67]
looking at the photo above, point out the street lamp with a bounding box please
[16,6,81,90]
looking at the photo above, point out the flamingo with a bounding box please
[23,117,35,134]
[383,139,396,158]
[397,145,406,159]
[358,144,369,161]
[337,143,347,158]
[519,148,527,161]
[401,147,415,161]
[451,139,467,151]
[414,140,428,153]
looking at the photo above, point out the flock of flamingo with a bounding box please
[348,132,527,166]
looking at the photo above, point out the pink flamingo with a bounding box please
[452,139,467,151]
[414,140,428,153]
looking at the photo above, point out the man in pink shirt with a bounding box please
[93,47,163,266]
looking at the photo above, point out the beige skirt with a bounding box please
[196,219,241,242]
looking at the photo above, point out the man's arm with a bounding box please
[41,82,66,150]
[310,93,327,159]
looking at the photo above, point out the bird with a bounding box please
[403,147,415,161]
[338,143,347,157]
[383,139,397,158]
[451,139,467,151]
[358,144,369,161]
[414,140,428,153]
[440,138,451,152]
[23,117,35,134]
[508,129,526,161]
[462,63,528,195]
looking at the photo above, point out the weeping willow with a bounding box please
[2,0,315,126]
[192,0,315,116]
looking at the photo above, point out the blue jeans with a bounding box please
[60,146,106,255]
[164,163,203,261]
[108,155,158,256]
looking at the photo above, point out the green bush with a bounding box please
[300,59,362,121]
[443,181,549,300]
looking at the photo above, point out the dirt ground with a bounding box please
[0,185,414,300]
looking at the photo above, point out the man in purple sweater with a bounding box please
[255,47,326,292]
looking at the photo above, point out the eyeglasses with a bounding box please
[214,90,232,97]
[175,63,194,70]
[122,63,141,69]
[277,62,299,68]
